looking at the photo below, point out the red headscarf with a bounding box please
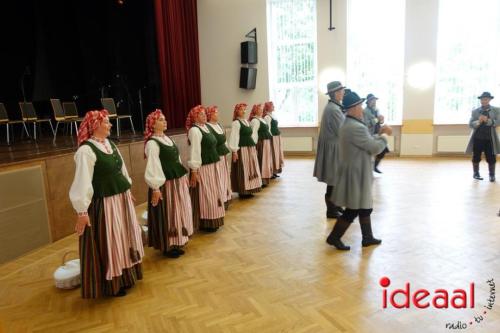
[233,103,247,121]
[143,109,164,158]
[185,105,206,131]
[144,109,164,141]
[206,105,218,122]
[77,109,109,146]
[248,104,263,121]
[263,101,274,117]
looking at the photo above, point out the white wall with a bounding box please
[197,0,269,126]
[197,0,472,156]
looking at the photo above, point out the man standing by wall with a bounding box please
[314,81,346,219]
[465,92,500,182]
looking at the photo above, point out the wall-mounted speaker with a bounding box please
[239,67,257,89]
[241,41,257,64]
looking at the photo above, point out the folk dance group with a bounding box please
[314,82,500,252]
[69,102,284,298]
[314,81,393,251]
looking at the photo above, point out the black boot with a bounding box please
[359,216,382,247]
[473,163,483,180]
[325,195,341,218]
[489,163,496,182]
[374,158,382,174]
[326,217,351,250]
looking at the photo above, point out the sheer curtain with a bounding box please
[267,0,318,127]
[434,0,500,124]
[346,0,406,125]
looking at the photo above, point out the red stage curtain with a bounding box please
[154,0,201,129]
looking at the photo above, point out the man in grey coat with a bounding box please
[363,94,389,173]
[465,92,500,182]
[326,90,392,251]
[313,81,346,218]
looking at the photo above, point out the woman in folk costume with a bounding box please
[186,105,225,232]
[69,110,144,298]
[228,103,262,198]
[263,101,284,178]
[249,104,274,186]
[144,109,194,258]
[205,105,232,209]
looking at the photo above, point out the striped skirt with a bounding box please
[190,162,225,229]
[216,155,232,205]
[231,146,262,195]
[147,175,193,251]
[256,139,273,185]
[271,135,284,174]
[79,190,144,298]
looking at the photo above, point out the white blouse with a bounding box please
[69,138,132,214]
[188,124,211,170]
[264,114,274,129]
[250,117,272,143]
[228,118,253,152]
[144,135,183,190]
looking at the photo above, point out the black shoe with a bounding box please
[201,227,218,233]
[163,250,180,258]
[113,288,127,297]
[274,174,280,178]
[326,234,350,250]
[474,173,483,180]
[326,210,342,219]
[271,174,277,179]
[374,167,382,174]
[173,248,185,255]
[490,175,496,182]
[240,193,254,199]
[362,238,382,247]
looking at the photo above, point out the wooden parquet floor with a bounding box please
[1,157,500,333]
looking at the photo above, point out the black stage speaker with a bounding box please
[240,68,257,89]
[241,41,257,64]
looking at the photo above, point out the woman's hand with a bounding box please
[151,190,162,207]
[232,152,238,162]
[75,214,91,236]
[190,171,199,188]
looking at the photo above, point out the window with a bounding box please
[434,0,500,124]
[267,0,318,127]
[346,0,405,125]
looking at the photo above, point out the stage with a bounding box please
[0,129,189,264]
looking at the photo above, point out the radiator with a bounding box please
[386,136,395,151]
[437,136,469,153]
[282,137,313,152]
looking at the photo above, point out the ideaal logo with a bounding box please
[379,277,496,330]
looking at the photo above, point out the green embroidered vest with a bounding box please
[149,137,187,180]
[237,120,255,147]
[207,123,230,156]
[257,119,273,140]
[83,140,131,198]
[193,125,220,165]
[270,117,281,136]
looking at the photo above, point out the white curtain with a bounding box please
[267,0,318,127]
[346,0,406,125]
[434,0,500,124]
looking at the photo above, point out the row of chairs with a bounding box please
[0,98,135,145]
